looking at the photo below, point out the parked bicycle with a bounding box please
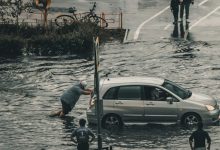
[55,2,108,28]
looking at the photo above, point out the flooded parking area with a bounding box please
[1,0,220,149]
[0,39,220,149]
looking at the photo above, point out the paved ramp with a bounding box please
[123,0,220,43]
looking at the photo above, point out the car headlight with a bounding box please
[205,105,215,111]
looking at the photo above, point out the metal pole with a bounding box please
[120,12,123,29]
[94,37,102,150]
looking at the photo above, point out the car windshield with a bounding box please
[162,79,192,99]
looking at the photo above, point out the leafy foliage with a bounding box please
[0,22,98,57]
[0,36,24,57]
[0,0,32,24]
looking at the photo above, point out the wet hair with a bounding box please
[79,118,86,126]
[197,122,203,129]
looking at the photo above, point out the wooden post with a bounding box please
[43,9,48,27]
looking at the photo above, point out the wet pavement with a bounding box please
[1,0,220,150]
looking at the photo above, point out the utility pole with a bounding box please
[93,37,102,150]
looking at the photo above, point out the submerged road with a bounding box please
[124,0,220,42]
[0,0,220,150]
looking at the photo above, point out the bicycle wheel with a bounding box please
[88,16,108,28]
[55,15,76,27]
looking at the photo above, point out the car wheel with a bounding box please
[102,114,123,130]
[182,113,201,127]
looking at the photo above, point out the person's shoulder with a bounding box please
[197,129,208,134]
[71,84,82,90]
[74,127,80,131]
[203,130,209,134]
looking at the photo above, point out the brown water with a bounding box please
[0,38,220,150]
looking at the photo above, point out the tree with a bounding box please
[0,0,32,24]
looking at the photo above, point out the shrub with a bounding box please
[0,36,24,57]
[0,22,103,56]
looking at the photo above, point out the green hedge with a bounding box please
[0,36,24,57]
[26,33,92,56]
[0,22,125,57]
[0,23,96,57]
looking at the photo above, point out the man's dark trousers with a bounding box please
[180,0,191,19]
[171,0,179,23]
[77,143,89,150]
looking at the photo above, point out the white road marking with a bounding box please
[133,6,169,41]
[198,0,209,6]
[164,23,172,30]
[164,0,210,30]
[189,6,220,30]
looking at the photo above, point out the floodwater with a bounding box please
[0,39,220,150]
[1,0,220,150]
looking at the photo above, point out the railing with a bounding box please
[0,12,123,29]
[100,12,123,29]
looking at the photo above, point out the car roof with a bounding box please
[101,76,165,86]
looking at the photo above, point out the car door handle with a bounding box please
[115,101,123,104]
[146,103,154,105]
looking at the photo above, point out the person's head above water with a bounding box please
[80,80,87,89]
[79,118,86,127]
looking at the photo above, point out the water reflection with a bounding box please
[0,39,220,149]
[172,22,191,41]
[62,116,76,131]
[100,123,210,150]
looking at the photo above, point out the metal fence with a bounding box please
[0,11,123,29]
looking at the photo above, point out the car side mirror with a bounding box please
[166,97,173,104]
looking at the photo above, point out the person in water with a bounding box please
[71,118,95,150]
[189,122,211,150]
[50,80,92,117]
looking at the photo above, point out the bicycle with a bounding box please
[55,2,108,28]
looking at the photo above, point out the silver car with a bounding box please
[86,76,219,128]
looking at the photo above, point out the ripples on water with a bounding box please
[0,39,220,150]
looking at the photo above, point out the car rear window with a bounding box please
[103,87,117,99]
[118,86,141,100]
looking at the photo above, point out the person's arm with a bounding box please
[71,130,78,144]
[89,96,93,108]
[89,90,95,108]
[88,129,95,143]
[82,90,91,95]
[82,88,93,95]
[85,88,93,92]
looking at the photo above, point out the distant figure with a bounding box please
[50,80,92,117]
[34,0,51,26]
[180,0,194,23]
[71,118,95,150]
[170,0,180,24]
[35,0,51,9]
[189,122,211,150]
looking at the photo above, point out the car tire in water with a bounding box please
[102,114,123,130]
[182,113,201,127]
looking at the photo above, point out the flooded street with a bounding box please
[1,0,220,149]
[1,40,220,150]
